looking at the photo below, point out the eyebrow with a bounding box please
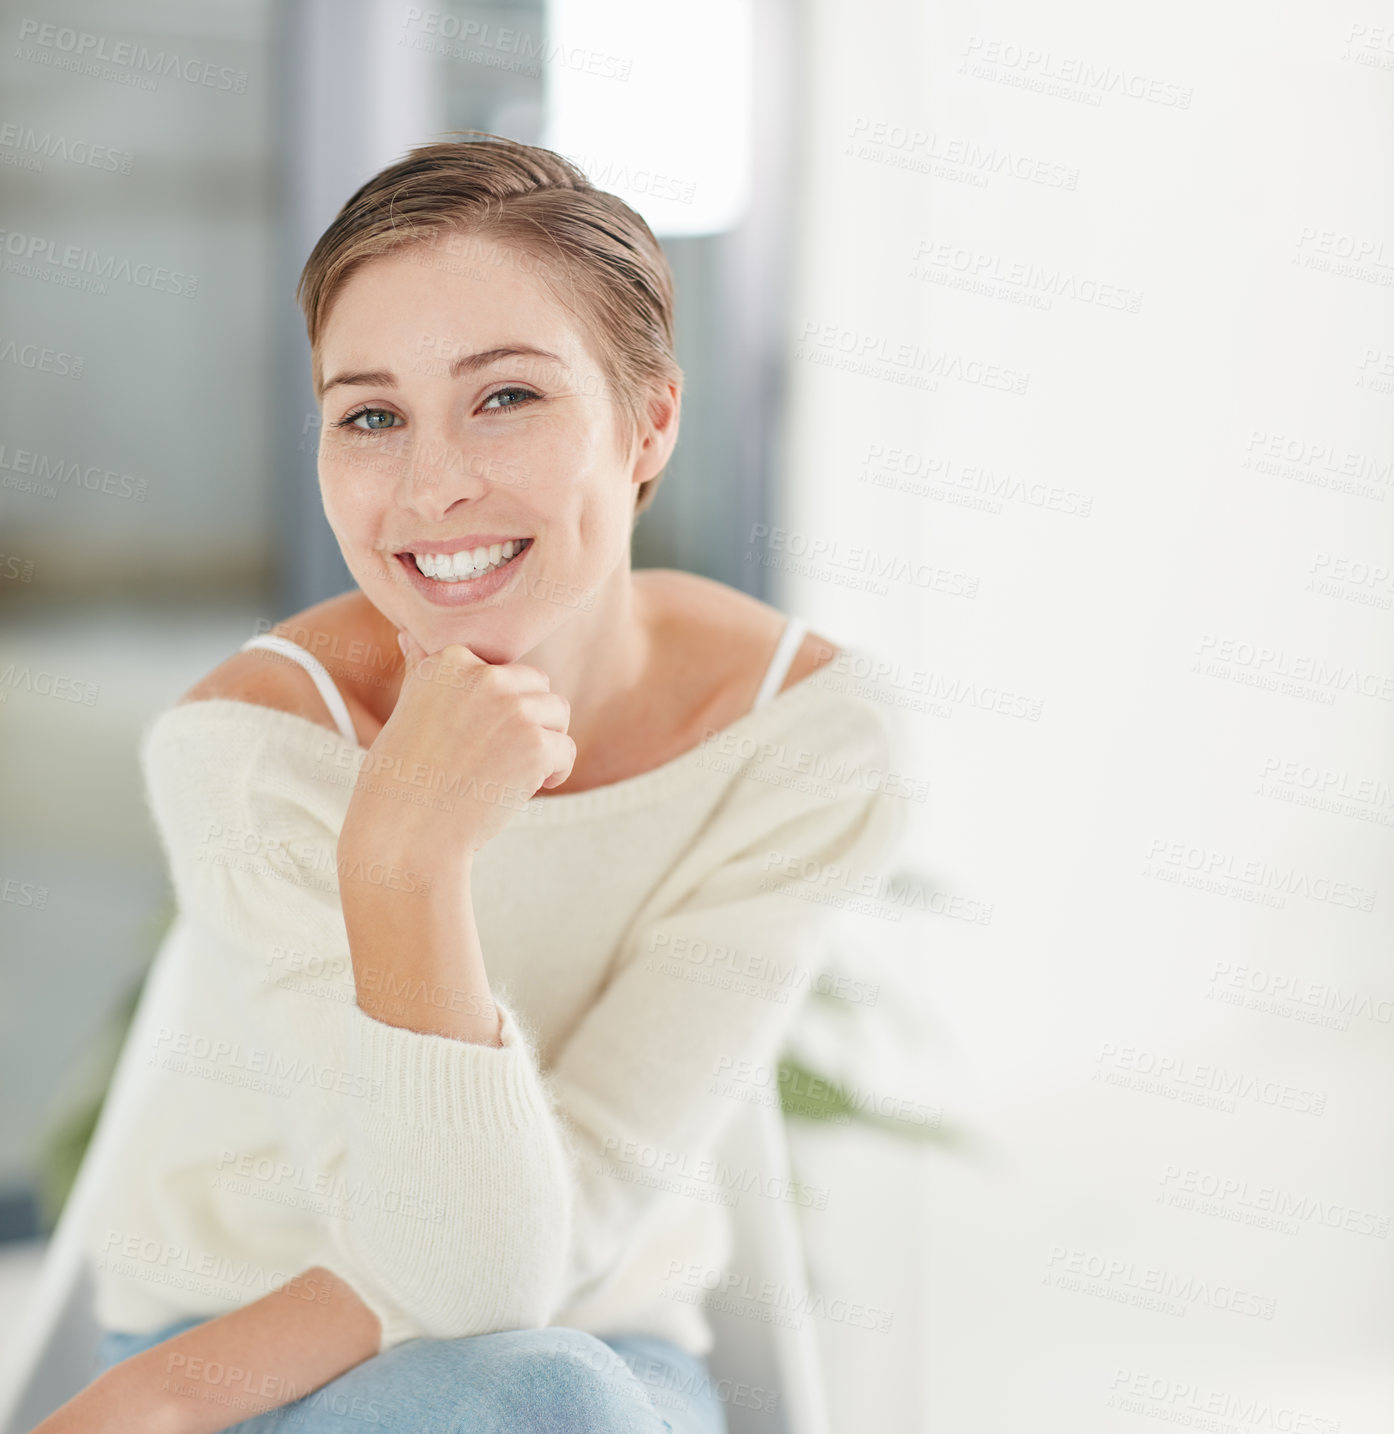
[319,345,567,399]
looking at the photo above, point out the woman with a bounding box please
[39,135,906,1433]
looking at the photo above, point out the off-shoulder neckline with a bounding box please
[147,647,873,821]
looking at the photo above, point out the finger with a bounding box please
[490,661,552,695]
[403,637,486,688]
[537,730,577,791]
[398,630,448,685]
[518,690,571,735]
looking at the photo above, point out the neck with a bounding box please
[518,556,653,763]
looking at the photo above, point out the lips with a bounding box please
[393,537,533,606]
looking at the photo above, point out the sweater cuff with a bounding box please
[341,995,554,1130]
[311,1243,422,1354]
[353,1279,421,1355]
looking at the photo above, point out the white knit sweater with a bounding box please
[83,647,909,1357]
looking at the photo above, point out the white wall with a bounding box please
[775,2,1394,1426]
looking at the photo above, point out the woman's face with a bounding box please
[315,235,672,664]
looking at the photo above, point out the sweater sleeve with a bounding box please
[139,703,574,1353]
[542,695,909,1311]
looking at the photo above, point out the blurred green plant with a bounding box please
[776,984,972,1152]
[777,1052,971,1151]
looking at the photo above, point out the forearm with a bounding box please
[340,843,499,1045]
[31,1268,380,1434]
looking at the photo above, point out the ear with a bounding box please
[630,380,682,492]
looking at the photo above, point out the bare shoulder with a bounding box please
[176,591,377,737]
[637,569,839,701]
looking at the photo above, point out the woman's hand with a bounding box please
[27,1268,379,1434]
[339,633,576,868]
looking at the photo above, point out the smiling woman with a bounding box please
[41,134,910,1434]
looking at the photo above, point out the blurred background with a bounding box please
[1,0,1392,1429]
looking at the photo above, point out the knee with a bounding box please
[472,1328,659,1434]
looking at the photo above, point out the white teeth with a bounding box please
[411,540,527,583]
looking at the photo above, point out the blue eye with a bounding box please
[335,407,400,431]
[482,386,538,412]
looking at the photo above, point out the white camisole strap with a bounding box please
[750,614,809,712]
[238,634,359,746]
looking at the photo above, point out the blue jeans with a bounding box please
[95,1316,729,1433]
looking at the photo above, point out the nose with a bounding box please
[393,425,492,523]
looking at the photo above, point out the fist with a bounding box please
[339,631,576,864]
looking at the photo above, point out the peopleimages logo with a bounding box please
[0,661,99,705]
[1208,959,1393,1027]
[0,227,197,297]
[796,320,1031,395]
[696,725,931,803]
[1093,1042,1327,1117]
[746,523,980,597]
[98,1230,327,1300]
[960,36,1194,109]
[662,1260,895,1333]
[845,116,1080,191]
[909,238,1144,312]
[1158,1163,1390,1239]
[0,442,146,501]
[1106,1369,1340,1433]
[151,1026,385,1104]
[1143,836,1377,912]
[14,19,249,92]
[0,122,134,174]
[1043,1246,1276,1320]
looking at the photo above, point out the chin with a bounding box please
[414,608,544,667]
[457,636,516,666]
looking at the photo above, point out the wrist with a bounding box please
[129,1363,187,1434]
[340,864,495,1044]
[337,817,474,878]
[336,834,469,905]
[35,1360,184,1434]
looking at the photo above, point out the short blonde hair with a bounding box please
[296,132,683,517]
